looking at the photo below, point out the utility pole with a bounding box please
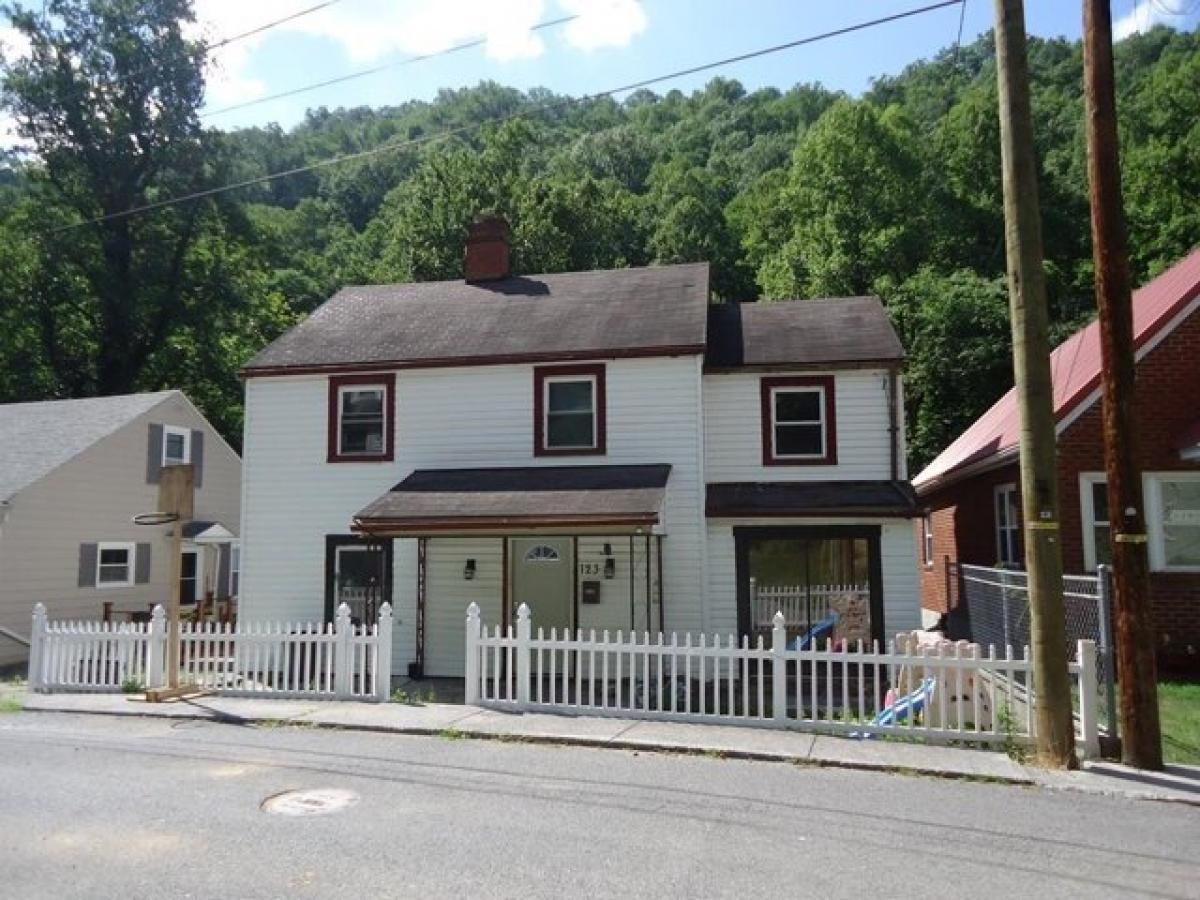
[992,0,1076,767]
[1081,0,1163,770]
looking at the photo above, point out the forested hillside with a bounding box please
[1,2,1197,472]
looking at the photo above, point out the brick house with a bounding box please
[913,248,1200,671]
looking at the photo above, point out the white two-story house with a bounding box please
[238,217,920,680]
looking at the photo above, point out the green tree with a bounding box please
[1,0,232,396]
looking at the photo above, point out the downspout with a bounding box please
[887,367,900,482]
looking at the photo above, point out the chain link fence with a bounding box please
[946,562,1117,736]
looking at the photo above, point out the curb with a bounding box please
[16,700,1038,788]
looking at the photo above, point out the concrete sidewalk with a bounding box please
[9,688,1200,805]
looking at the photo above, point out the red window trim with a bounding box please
[760,375,837,466]
[533,363,607,457]
[327,373,395,463]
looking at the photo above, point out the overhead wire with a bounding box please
[49,0,964,234]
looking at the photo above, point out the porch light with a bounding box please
[603,557,616,580]
[463,559,476,580]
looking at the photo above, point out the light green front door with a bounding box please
[511,538,573,634]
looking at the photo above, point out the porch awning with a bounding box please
[353,464,671,536]
[705,480,918,518]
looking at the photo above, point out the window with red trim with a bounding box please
[534,364,606,456]
[760,376,837,465]
[327,373,395,462]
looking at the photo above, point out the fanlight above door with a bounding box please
[523,544,561,563]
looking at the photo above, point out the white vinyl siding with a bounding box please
[704,369,896,481]
[0,393,240,667]
[238,355,708,668]
[423,538,505,677]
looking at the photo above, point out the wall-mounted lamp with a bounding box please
[603,543,612,557]
[603,557,616,580]
[463,559,476,581]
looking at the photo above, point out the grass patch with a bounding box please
[1158,681,1200,765]
[0,695,23,714]
[439,727,466,741]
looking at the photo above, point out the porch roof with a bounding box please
[705,480,918,518]
[352,464,671,536]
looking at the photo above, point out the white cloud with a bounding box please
[191,0,648,110]
[562,0,647,52]
[1111,1,1177,40]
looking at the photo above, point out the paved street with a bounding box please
[1,711,1197,900]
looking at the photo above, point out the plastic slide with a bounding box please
[852,676,937,738]
[789,612,839,651]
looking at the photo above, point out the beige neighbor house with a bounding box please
[0,391,242,669]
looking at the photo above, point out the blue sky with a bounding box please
[3,0,1198,138]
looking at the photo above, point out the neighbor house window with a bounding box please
[1146,473,1200,571]
[760,376,836,465]
[162,425,191,466]
[922,512,934,567]
[96,542,135,588]
[229,544,240,597]
[327,374,394,462]
[534,364,606,455]
[1079,473,1112,571]
[994,483,1023,567]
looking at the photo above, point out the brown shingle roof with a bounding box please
[705,296,904,369]
[243,264,710,374]
[706,481,918,518]
[353,465,671,535]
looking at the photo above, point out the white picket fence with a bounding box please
[751,582,868,628]
[465,603,1102,757]
[27,602,392,702]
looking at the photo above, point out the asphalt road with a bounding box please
[0,711,1197,900]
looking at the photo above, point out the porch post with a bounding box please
[464,602,481,705]
[516,603,531,707]
[375,603,393,702]
[1078,639,1101,759]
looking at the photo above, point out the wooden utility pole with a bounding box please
[1081,0,1163,770]
[160,464,194,692]
[992,0,1077,767]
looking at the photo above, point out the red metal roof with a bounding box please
[915,247,1200,492]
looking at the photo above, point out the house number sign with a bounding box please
[579,562,602,576]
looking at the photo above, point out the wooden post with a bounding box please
[992,0,1077,767]
[157,464,194,691]
[1081,0,1162,770]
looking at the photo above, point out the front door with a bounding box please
[511,538,573,633]
[324,535,392,625]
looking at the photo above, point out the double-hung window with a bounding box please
[534,364,606,455]
[760,376,836,465]
[162,425,191,466]
[1146,473,1200,571]
[994,483,1023,567]
[96,542,135,588]
[1079,473,1112,571]
[328,374,394,462]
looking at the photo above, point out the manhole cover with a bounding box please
[261,788,359,817]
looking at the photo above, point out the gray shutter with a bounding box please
[217,543,231,598]
[135,543,152,584]
[146,424,163,484]
[191,429,204,488]
[78,543,98,588]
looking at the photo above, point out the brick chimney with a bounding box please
[464,215,511,283]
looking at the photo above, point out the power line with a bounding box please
[51,0,963,234]
[203,0,347,55]
[202,13,580,119]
